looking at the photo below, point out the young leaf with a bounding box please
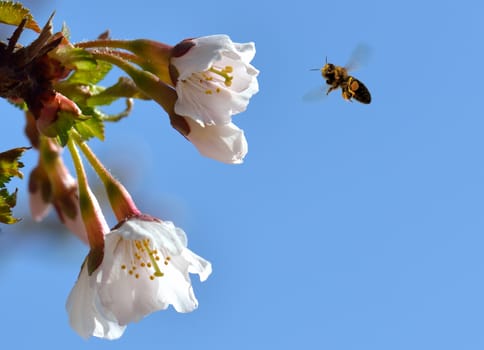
[75,111,105,141]
[0,188,19,224]
[0,1,41,32]
[52,47,113,85]
[0,147,28,183]
[68,59,112,85]
[42,111,77,146]
[0,147,29,224]
[87,77,150,106]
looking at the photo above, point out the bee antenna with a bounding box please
[325,56,327,64]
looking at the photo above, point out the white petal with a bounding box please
[156,261,199,313]
[66,265,126,340]
[98,233,168,325]
[185,118,248,164]
[29,190,50,221]
[182,249,212,282]
[62,214,88,244]
[113,219,185,255]
[173,35,235,79]
[233,42,256,63]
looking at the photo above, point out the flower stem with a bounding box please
[75,39,132,50]
[66,135,106,272]
[91,51,178,118]
[70,130,141,221]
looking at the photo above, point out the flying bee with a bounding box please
[321,61,371,104]
[306,45,372,104]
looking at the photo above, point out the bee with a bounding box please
[307,45,372,104]
[321,61,371,104]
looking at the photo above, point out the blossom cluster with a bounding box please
[0,3,258,339]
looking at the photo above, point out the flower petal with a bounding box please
[113,218,186,255]
[174,77,235,125]
[29,188,50,221]
[173,35,235,79]
[185,118,248,164]
[66,264,126,339]
[98,236,167,324]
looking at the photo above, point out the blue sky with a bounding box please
[1,0,484,349]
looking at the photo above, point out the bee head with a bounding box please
[321,63,335,78]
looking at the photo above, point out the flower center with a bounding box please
[120,238,171,281]
[208,65,233,87]
[181,65,234,95]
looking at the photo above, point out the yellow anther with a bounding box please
[142,239,165,278]
[205,89,213,95]
[121,264,126,270]
[208,66,233,87]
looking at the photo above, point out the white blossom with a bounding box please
[171,35,259,126]
[66,217,211,339]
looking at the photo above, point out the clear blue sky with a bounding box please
[1,0,484,349]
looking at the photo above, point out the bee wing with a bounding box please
[345,44,371,72]
[302,85,327,102]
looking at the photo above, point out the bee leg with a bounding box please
[326,86,336,95]
[342,90,353,102]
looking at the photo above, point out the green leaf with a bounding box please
[69,60,112,85]
[0,188,19,224]
[74,111,105,141]
[0,1,41,32]
[87,77,150,106]
[52,47,113,85]
[0,147,29,224]
[0,147,28,184]
[41,110,77,146]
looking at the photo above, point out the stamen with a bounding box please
[208,66,234,87]
[120,239,167,281]
[142,240,165,277]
